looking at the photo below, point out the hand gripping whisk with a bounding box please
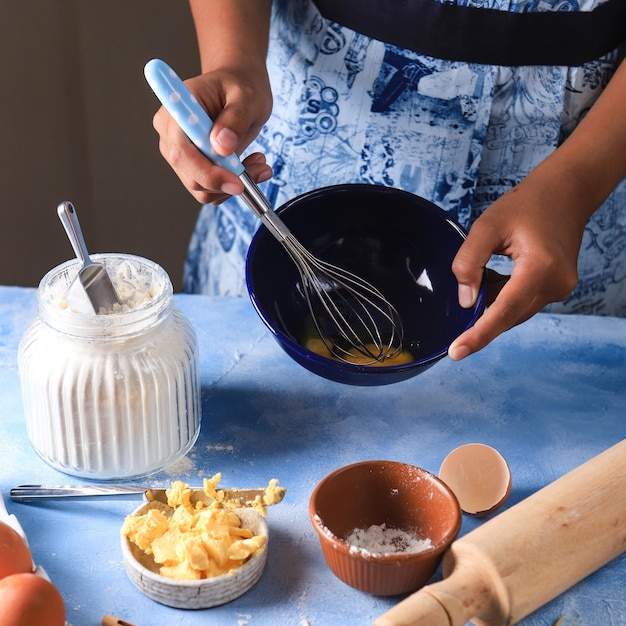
[144,59,403,364]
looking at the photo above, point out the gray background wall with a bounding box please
[1,1,201,291]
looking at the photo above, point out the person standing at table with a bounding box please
[151,0,626,361]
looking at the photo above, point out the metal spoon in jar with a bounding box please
[57,201,120,314]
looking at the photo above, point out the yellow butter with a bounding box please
[263,478,284,505]
[121,508,169,552]
[121,474,271,580]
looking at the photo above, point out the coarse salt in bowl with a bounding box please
[309,460,462,596]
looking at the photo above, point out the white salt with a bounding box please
[345,523,432,556]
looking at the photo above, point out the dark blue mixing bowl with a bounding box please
[246,184,486,386]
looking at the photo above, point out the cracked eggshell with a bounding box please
[438,443,511,517]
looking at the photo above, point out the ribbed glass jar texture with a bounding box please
[18,254,201,480]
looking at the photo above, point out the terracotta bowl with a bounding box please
[309,460,462,596]
[121,502,268,609]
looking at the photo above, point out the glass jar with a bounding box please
[18,254,201,480]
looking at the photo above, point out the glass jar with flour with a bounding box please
[18,254,201,480]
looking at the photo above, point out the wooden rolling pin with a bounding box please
[375,439,626,626]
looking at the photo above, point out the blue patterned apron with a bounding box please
[184,0,626,317]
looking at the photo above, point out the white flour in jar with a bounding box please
[51,257,162,313]
[345,523,432,556]
[19,253,201,480]
[106,258,161,311]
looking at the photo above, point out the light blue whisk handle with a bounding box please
[143,58,245,176]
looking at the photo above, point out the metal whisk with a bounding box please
[239,173,403,363]
[145,59,403,364]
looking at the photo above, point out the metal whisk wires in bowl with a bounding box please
[247,184,487,386]
[144,59,403,365]
[250,189,405,365]
[297,245,404,364]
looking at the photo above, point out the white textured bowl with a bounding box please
[121,502,268,609]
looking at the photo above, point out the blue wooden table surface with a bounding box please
[1,285,625,626]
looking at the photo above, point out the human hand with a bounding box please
[448,175,588,360]
[152,66,273,204]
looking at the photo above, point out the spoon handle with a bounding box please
[57,201,92,267]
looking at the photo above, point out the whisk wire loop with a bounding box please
[238,173,403,365]
[281,235,404,365]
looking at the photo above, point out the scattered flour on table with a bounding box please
[346,523,432,556]
[162,455,195,475]
[206,443,235,453]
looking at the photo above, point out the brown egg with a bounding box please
[438,443,512,516]
[0,573,66,626]
[0,521,33,579]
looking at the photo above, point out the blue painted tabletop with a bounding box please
[1,285,625,626]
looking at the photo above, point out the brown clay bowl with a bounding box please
[309,460,462,596]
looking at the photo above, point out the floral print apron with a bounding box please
[184,0,626,317]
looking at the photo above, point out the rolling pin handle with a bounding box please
[373,587,451,626]
[374,546,510,626]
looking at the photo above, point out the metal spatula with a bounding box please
[57,201,120,314]
[10,484,287,508]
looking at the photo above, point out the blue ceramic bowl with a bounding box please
[245,184,486,386]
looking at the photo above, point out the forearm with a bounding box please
[449,60,626,360]
[190,0,273,71]
[531,58,626,223]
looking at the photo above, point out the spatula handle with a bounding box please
[10,485,146,501]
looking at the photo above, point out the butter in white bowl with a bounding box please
[120,478,270,609]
